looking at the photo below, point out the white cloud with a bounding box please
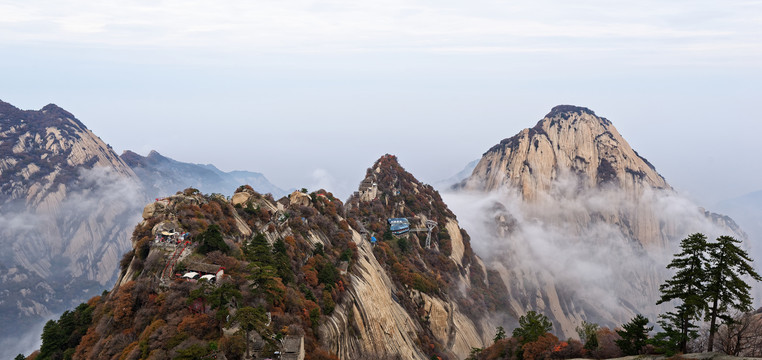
[0,0,759,62]
[442,172,743,328]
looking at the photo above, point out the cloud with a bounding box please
[0,0,760,63]
[310,168,336,193]
[0,315,51,360]
[0,166,147,355]
[442,172,744,331]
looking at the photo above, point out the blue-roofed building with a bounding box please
[387,218,410,235]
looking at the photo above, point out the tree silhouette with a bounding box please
[575,321,599,351]
[615,314,652,355]
[656,233,708,353]
[704,235,762,351]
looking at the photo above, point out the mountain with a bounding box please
[716,190,762,265]
[337,154,508,359]
[451,105,743,338]
[121,150,289,199]
[33,155,508,360]
[460,105,668,197]
[0,100,146,359]
[434,159,479,190]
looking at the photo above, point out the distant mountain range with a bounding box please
[434,159,478,190]
[121,150,289,199]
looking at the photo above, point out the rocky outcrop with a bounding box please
[82,166,501,360]
[0,100,145,359]
[338,154,507,359]
[454,105,744,339]
[462,105,668,197]
[289,190,312,207]
[321,230,429,360]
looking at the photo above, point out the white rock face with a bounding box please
[0,101,146,350]
[464,106,668,199]
[320,230,492,360]
[455,105,743,338]
[461,106,671,250]
[321,230,429,360]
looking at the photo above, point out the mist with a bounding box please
[0,314,61,359]
[441,173,749,335]
[0,166,146,359]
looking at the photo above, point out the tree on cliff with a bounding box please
[235,306,268,358]
[704,235,762,351]
[198,224,230,254]
[656,233,708,353]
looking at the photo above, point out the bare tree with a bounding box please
[687,325,709,354]
[714,312,762,356]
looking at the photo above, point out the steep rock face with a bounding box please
[338,155,509,359]
[461,106,671,250]
[464,105,668,198]
[321,229,429,360]
[454,105,741,338]
[0,100,144,359]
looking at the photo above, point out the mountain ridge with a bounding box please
[37,154,507,360]
[121,149,289,199]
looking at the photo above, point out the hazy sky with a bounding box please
[1,0,760,205]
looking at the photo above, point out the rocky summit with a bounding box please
[0,100,146,358]
[453,105,745,339]
[461,105,668,200]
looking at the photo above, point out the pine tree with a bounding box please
[576,321,599,351]
[512,311,552,344]
[704,235,762,351]
[656,233,708,353]
[494,326,507,343]
[197,224,230,254]
[651,311,683,355]
[615,314,652,355]
[235,306,267,358]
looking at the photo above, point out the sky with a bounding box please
[1,0,761,206]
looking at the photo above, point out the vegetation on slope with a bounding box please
[29,185,358,360]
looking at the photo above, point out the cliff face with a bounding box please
[0,100,145,358]
[53,156,506,360]
[463,105,668,198]
[460,106,672,250]
[330,154,507,359]
[453,105,741,338]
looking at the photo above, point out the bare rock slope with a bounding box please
[455,105,742,338]
[0,100,145,358]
